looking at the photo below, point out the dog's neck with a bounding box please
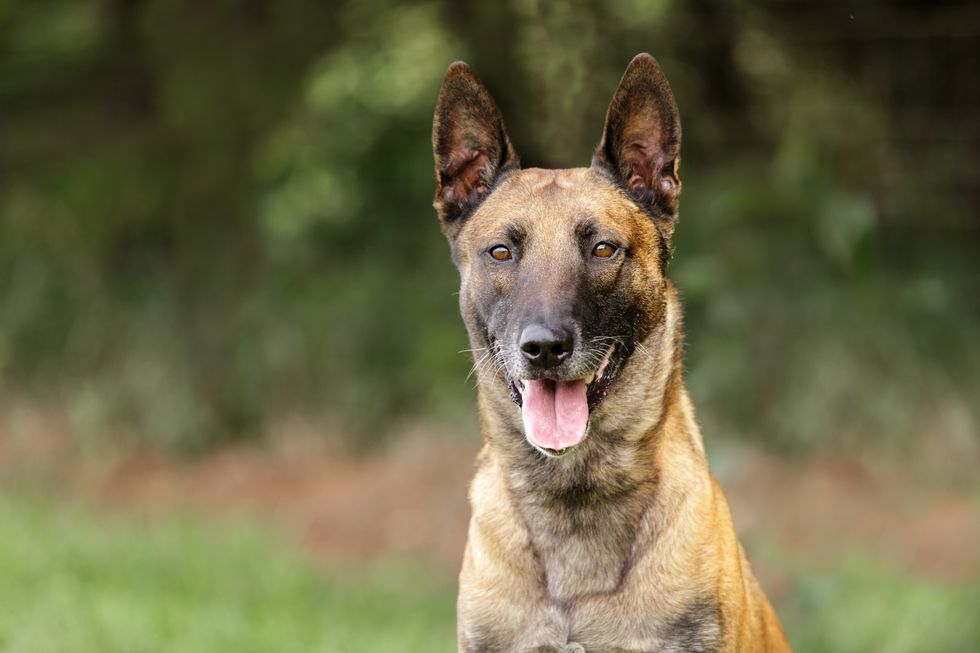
[477,293,709,601]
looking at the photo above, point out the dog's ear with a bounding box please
[433,62,519,235]
[592,53,682,240]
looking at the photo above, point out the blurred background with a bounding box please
[1,0,978,651]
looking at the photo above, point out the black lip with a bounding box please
[508,378,523,405]
[539,446,571,457]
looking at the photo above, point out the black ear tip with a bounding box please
[446,60,472,74]
[443,60,478,84]
[626,52,664,75]
[440,61,490,99]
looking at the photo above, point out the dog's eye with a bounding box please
[489,245,512,261]
[592,242,618,258]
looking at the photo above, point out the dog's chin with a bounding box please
[504,345,618,457]
[530,441,577,458]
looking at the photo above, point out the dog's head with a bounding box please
[432,54,682,457]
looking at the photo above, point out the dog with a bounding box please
[431,53,791,653]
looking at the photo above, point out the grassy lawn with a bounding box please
[0,495,456,653]
[780,558,980,653]
[0,494,977,653]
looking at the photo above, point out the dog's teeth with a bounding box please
[585,372,596,385]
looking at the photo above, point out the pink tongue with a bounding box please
[521,379,589,451]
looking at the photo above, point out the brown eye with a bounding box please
[489,245,512,261]
[592,242,617,258]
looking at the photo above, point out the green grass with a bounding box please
[781,557,980,653]
[0,494,977,653]
[0,495,456,653]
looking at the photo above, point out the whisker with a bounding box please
[465,349,493,383]
[635,342,654,361]
[466,341,512,389]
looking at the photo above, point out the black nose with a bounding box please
[519,325,574,369]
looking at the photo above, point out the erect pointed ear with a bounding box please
[432,62,519,235]
[592,53,682,240]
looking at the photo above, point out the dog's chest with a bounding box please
[564,593,722,653]
[460,525,722,653]
[548,562,721,653]
[533,521,633,600]
[459,453,725,652]
[459,590,721,653]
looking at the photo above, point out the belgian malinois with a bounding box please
[431,54,791,653]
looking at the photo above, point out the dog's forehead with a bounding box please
[465,167,650,241]
[512,167,600,194]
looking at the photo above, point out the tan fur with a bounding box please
[433,56,791,653]
[454,170,790,653]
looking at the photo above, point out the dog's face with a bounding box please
[432,55,682,457]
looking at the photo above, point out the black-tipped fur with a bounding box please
[432,62,520,235]
[592,53,682,244]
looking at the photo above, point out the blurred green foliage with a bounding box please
[1,0,978,449]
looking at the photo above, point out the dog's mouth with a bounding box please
[506,345,616,457]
